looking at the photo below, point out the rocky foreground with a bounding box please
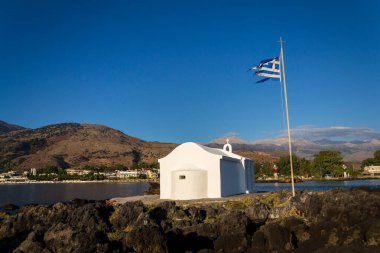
[1,188,380,253]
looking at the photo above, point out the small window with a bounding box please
[179,175,186,180]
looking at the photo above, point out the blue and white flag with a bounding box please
[248,56,281,83]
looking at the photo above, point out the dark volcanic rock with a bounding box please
[13,231,45,253]
[0,200,113,253]
[214,233,248,253]
[0,188,380,252]
[245,202,269,222]
[125,224,167,253]
[43,222,110,253]
[110,201,145,230]
[166,229,214,253]
[148,201,177,225]
[218,210,248,236]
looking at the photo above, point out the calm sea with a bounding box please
[253,179,380,192]
[0,182,149,207]
[0,180,380,207]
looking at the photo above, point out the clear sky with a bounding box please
[1,0,379,143]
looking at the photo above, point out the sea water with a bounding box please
[1,180,380,207]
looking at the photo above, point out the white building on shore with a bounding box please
[116,170,139,179]
[66,169,92,176]
[30,168,37,176]
[159,140,254,200]
[364,165,380,176]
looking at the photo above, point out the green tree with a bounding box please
[138,174,148,179]
[82,165,96,171]
[313,150,344,177]
[37,165,58,175]
[361,158,375,168]
[374,150,380,161]
[132,150,141,167]
[276,155,301,176]
[344,164,361,178]
[148,163,159,169]
[362,150,380,168]
[299,158,312,177]
[254,162,273,178]
[112,164,127,171]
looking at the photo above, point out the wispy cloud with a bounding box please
[223,131,240,137]
[279,125,380,141]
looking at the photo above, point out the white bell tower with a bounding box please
[223,138,232,153]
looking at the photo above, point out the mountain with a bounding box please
[211,136,248,145]
[233,150,287,164]
[207,137,288,164]
[2,121,378,171]
[0,120,26,135]
[0,123,177,172]
[208,136,380,162]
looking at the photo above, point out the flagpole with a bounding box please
[279,37,295,197]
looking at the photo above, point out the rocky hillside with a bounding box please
[0,123,176,171]
[0,121,278,172]
[234,150,286,164]
[0,121,25,135]
[0,188,379,252]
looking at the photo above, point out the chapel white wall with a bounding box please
[159,143,221,199]
[170,170,208,200]
[219,159,246,196]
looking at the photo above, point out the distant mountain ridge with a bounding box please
[1,120,378,172]
[0,122,176,172]
[0,120,26,135]
[208,135,380,162]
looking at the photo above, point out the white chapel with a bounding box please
[159,140,254,200]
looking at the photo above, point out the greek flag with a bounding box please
[248,56,281,83]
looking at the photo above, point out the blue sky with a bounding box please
[0,0,379,143]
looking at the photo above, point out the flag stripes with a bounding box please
[248,56,281,83]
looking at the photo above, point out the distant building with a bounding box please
[106,172,117,179]
[145,170,158,179]
[138,169,158,179]
[30,168,37,176]
[364,166,380,176]
[66,169,91,176]
[343,164,350,178]
[0,171,27,182]
[7,170,18,176]
[66,169,81,175]
[116,170,139,179]
[159,140,254,200]
[273,165,278,179]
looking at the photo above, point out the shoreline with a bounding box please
[0,179,158,185]
[1,177,380,185]
[256,176,380,183]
